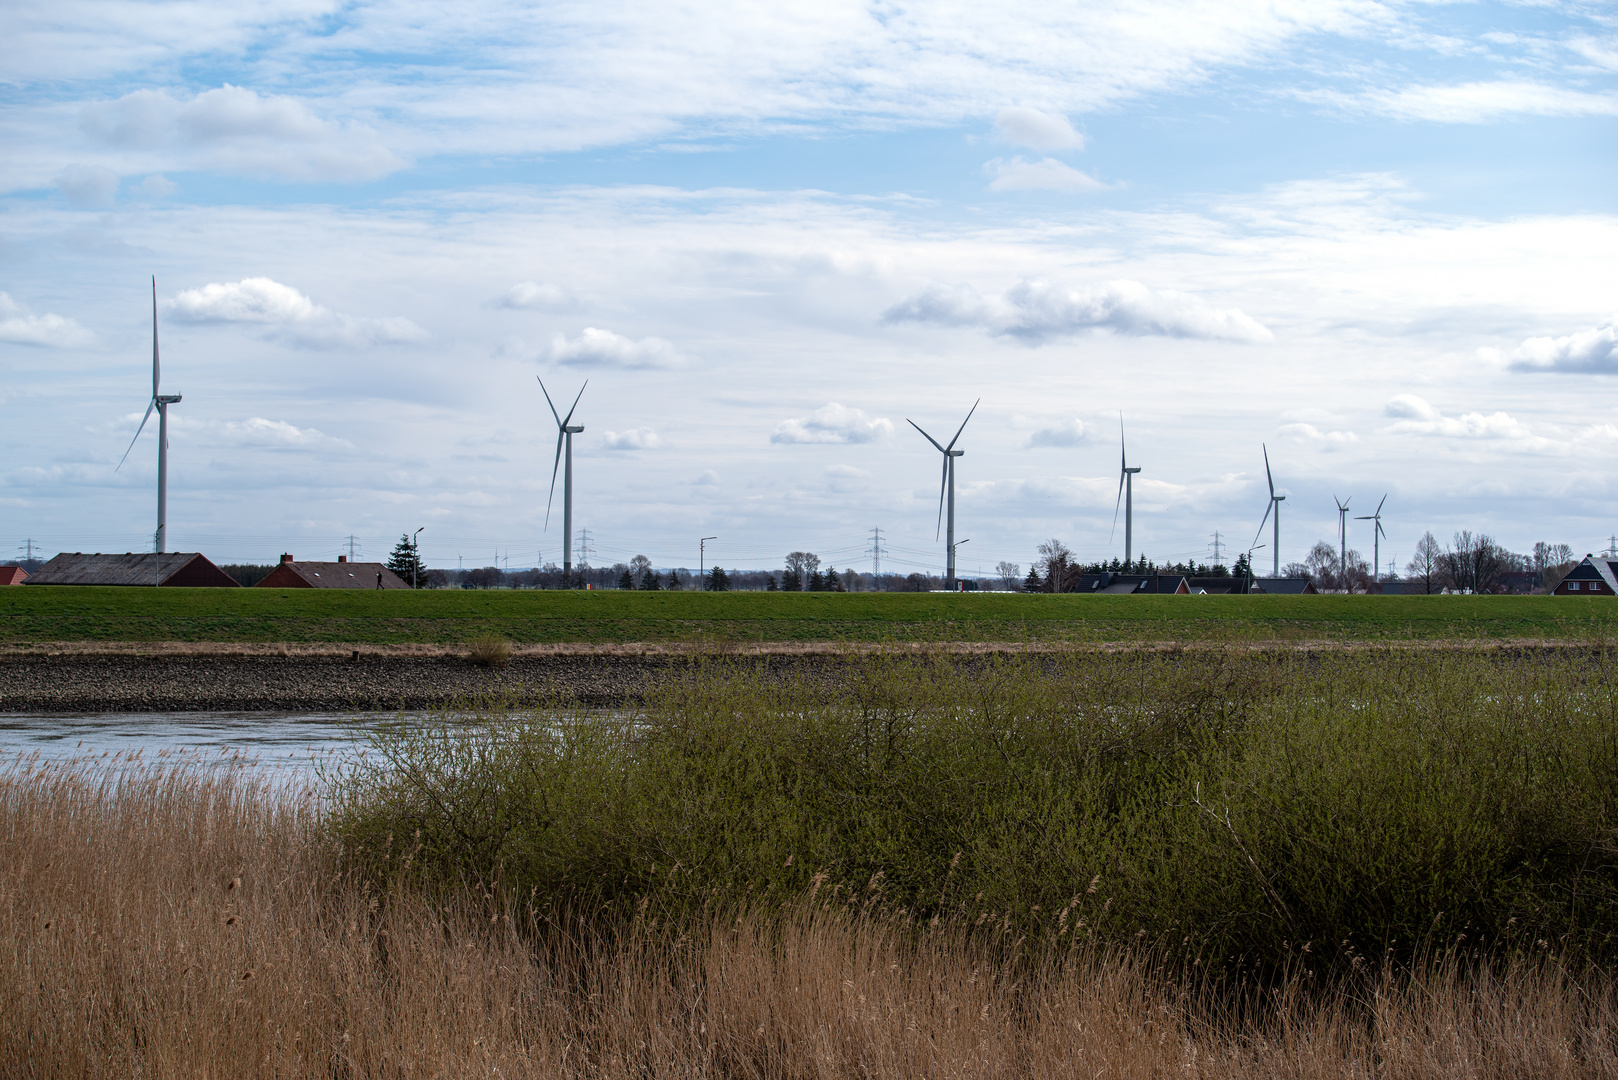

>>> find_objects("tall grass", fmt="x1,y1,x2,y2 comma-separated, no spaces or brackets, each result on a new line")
333,649,1618,971
4,754,1617,1077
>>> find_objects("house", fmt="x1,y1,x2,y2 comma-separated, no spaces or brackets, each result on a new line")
24,552,239,587
1070,572,1189,594
1552,556,1618,596
1249,577,1319,595
0,566,28,585
255,553,411,589
1186,576,1243,595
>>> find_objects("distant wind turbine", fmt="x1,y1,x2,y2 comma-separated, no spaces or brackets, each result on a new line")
1110,415,1143,565
1355,495,1388,589
908,399,979,590
1252,444,1285,577
1334,495,1352,584
538,378,587,580
117,277,182,553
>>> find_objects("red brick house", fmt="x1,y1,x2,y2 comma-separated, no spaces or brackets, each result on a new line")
0,566,28,585
256,553,411,589
1552,555,1618,595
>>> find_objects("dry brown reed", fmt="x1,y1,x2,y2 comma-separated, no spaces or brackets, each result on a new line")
466,633,513,668
2,756,1615,1079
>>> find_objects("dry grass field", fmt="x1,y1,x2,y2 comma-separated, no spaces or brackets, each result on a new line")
4,755,1617,1079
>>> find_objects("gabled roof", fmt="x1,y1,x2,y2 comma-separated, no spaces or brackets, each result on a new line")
23,552,239,587
257,560,411,589
0,566,28,585
1561,556,1618,591
1250,577,1318,595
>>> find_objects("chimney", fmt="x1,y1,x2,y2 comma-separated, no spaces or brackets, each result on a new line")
281,553,294,564
338,555,347,563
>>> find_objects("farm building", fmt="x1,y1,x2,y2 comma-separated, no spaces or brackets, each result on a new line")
0,566,28,585
1552,556,1618,595
1250,578,1318,594
255,553,411,589
24,552,239,587
1072,572,1190,594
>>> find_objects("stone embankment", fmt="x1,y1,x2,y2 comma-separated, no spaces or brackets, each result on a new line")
0,648,857,713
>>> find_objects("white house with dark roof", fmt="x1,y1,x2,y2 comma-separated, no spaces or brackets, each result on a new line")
1552,555,1618,595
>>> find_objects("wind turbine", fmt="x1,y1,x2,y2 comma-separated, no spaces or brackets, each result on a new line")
908,399,979,590
1110,415,1143,565
538,378,587,580
1355,495,1388,589
1252,444,1285,577
1334,496,1352,585
117,277,182,553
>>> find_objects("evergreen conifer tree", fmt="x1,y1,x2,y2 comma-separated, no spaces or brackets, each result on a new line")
1022,566,1041,592
639,568,659,590
665,569,681,590
766,574,778,591
706,566,731,591
617,568,634,590
386,534,428,588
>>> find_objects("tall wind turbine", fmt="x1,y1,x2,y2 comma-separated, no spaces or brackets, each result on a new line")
1252,444,1285,577
1334,496,1352,584
117,277,182,553
908,399,979,590
1355,495,1387,588
538,378,587,579
1110,415,1143,565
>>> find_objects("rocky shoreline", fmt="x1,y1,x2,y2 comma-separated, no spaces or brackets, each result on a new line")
0,653,852,713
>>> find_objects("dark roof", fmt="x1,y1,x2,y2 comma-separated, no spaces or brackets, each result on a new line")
1186,576,1241,594
257,560,411,589
1558,557,1618,592
1250,577,1318,595
24,552,239,587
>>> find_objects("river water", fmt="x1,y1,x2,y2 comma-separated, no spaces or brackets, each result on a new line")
0,712,379,776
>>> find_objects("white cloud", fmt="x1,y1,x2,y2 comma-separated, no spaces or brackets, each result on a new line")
167,278,426,349
883,279,1273,343
993,107,1084,150
0,292,95,348
771,403,893,444
1510,316,1618,374
1322,80,1618,124
1026,418,1087,447
495,282,578,312
80,85,405,182
545,327,686,369
1381,395,1545,444
602,427,663,450
137,174,176,198
195,416,349,449
983,157,1106,193
693,469,720,486
1277,422,1358,447
55,164,119,207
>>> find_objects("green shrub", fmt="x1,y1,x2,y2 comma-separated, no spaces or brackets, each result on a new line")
328,649,1618,971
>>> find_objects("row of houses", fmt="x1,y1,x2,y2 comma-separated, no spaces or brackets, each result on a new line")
5,552,410,589
7,551,1618,595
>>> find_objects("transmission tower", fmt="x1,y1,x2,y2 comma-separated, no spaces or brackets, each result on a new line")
868,527,887,575
575,529,594,565
346,534,359,559
1209,531,1224,566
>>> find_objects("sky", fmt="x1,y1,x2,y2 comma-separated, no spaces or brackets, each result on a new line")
2,0,1616,579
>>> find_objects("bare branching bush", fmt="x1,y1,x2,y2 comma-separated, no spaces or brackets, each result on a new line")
3,755,1616,1077
467,632,512,668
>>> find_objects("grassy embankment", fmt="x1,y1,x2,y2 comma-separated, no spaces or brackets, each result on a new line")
4,585,1618,645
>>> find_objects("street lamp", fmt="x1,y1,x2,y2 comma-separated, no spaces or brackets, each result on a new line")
699,537,717,589
412,527,425,589
951,539,970,590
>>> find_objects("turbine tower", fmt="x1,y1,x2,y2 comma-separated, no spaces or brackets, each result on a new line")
539,378,587,580
117,277,182,553
1355,495,1388,589
1253,444,1285,577
908,399,979,590
1110,415,1143,565
1334,496,1352,585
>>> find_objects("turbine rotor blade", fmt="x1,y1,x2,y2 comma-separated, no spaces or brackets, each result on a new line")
908,419,946,454
537,377,563,428
1119,412,1127,471
562,379,588,427
117,400,156,471
1262,443,1275,497
544,430,564,529
1253,500,1273,550
1376,493,1387,515
936,457,947,541
151,276,160,399
1109,470,1125,545
944,397,979,452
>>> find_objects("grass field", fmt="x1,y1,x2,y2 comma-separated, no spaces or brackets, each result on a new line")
4,585,1618,645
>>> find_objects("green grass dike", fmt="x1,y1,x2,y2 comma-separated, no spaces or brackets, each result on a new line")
4,585,1618,645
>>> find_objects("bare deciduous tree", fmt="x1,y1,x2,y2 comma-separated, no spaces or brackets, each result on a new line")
995,561,1021,591
1037,539,1075,593
1406,531,1444,594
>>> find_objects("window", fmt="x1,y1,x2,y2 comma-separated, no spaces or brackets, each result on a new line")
1570,582,1580,591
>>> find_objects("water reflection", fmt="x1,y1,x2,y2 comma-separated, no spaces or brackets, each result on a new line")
0,712,380,774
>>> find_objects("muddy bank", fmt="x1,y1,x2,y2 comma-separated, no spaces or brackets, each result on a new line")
0,653,858,713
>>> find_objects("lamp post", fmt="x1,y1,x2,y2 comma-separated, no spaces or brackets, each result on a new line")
1242,544,1265,594
951,539,970,590
412,527,425,589
699,537,717,590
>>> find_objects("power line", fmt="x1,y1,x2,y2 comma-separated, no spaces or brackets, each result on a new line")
868,527,886,575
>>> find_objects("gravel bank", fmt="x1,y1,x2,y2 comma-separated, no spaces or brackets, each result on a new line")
0,653,856,713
